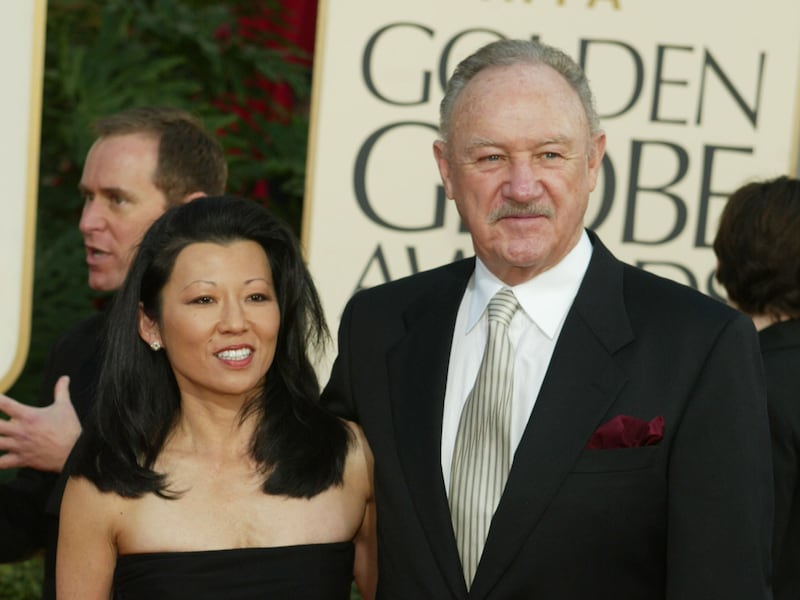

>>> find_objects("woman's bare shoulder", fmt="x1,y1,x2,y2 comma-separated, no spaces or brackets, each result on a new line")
341,420,374,492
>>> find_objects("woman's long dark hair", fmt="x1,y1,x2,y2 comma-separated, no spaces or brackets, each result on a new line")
69,196,350,499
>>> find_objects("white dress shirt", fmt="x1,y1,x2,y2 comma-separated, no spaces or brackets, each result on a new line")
441,231,593,494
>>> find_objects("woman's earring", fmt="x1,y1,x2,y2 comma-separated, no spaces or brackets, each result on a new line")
150,341,162,351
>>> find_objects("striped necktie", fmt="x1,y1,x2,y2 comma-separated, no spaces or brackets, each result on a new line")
449,287,519,586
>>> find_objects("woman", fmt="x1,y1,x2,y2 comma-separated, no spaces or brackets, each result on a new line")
57,196,376,599
714,175,800,600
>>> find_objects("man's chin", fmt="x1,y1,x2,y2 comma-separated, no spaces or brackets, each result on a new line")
88,275,121,294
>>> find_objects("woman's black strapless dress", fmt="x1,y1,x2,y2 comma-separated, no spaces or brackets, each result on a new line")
113,541,354,599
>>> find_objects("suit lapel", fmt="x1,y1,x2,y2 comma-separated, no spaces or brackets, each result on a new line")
388,260,474,598
470,236,635,598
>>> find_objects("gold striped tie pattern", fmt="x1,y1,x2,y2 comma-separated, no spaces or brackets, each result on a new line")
449,287,519,586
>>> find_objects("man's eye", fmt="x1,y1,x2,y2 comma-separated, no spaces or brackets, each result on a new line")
543,152,560,160
482,154,502,162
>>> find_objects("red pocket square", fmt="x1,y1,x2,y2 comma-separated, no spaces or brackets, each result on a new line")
586,415,664,450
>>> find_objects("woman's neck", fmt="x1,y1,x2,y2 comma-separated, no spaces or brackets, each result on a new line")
168,395,258,461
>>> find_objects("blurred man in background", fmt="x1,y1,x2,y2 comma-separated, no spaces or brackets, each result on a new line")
0,106,227,599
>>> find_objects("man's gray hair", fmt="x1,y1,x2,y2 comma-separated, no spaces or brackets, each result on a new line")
439,39,601,142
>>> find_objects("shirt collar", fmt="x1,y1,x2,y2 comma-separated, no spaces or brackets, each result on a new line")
467,230,593,339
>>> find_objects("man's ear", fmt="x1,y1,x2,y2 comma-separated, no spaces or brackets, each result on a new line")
181,191,207,205
138,303,161,347
587,131,607,191
433,140,455,200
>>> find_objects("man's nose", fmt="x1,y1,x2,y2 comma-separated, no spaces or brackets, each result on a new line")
505,159,543,202
78,198,107,234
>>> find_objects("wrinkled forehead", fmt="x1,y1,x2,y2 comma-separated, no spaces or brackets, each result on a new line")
448,63,592,140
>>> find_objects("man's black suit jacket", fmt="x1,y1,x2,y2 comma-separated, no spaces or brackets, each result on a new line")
323,232,773,599
0,313,103,600
760,319,800,600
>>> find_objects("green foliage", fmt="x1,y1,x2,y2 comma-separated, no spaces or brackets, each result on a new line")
40,0,311,214
0,556,42,599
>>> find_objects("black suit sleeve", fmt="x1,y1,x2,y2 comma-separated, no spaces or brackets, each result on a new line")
768,371,798,567
666,314,773,598
760,328,800,599
321,295,359,422
0,467,55,561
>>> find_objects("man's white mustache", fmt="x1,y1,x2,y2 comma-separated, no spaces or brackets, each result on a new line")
487,203,554,224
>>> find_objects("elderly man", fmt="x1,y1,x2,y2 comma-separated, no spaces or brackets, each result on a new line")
0,106,227,600
323,39,772,598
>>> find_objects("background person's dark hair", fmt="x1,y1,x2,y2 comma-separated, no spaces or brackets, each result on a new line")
69,196,349,499
92,106,228,205
714,175,800,320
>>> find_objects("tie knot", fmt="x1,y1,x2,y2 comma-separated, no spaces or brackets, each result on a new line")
487,288,519,327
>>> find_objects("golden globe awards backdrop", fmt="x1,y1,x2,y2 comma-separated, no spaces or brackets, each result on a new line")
303,0,800,377
0,2,46,392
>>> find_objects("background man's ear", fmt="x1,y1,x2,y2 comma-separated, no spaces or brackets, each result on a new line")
181,191,207,205
433,140,455,200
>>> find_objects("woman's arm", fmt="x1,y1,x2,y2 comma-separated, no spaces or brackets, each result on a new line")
57,476,118,599
350,423,377,600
